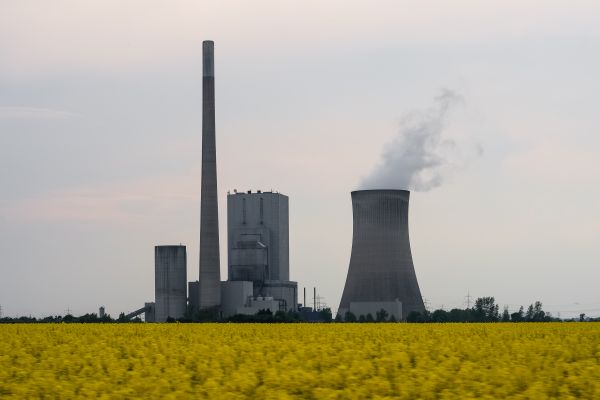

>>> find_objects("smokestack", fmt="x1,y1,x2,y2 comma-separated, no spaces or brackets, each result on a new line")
338,190,425,320
303,287,306,309
199,40,221,309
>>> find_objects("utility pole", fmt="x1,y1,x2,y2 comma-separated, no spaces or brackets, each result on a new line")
0,304,3,319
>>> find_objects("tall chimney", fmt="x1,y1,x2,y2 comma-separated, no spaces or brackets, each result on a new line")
199,40,221,309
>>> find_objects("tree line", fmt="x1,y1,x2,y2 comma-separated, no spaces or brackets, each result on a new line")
405,297,562,323
0,308,334,324
339,297,598,323
0,313,131,324
2,297,598,323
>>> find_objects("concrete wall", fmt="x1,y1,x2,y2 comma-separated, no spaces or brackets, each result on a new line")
349,300,402,321
221,281,253,318
155,245,187,322
236,297,281,315
261,280,298,312
227,191,289,282
144,302,156,322
338,190,425,320
188,281,199,311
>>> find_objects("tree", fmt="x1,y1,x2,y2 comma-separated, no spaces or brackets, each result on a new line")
255,309,274,322
526,301,546,322
448,308,470,322
318,308,333,322
334,313,343,322
365,313,375,322
501,307,510,322
525,304,534,321
472,297,500,322
194,306,221,322
511,306,524,322
407,311,425,323
431,309,449,323
344,311,357,322
376,309,389,322
274,310,288,322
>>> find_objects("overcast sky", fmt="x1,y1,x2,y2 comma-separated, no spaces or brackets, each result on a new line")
1,1,599,318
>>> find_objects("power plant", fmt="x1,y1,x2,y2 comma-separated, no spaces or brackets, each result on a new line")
338,190,425,320
139,42,425,322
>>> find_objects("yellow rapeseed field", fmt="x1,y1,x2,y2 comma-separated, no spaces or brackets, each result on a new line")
1,323,598,399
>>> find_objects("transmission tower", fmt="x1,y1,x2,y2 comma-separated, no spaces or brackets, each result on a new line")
465,291,472,309
422,297,431,311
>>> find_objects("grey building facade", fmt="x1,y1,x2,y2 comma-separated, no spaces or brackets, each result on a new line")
155,245,187,322
227,190,297,312
338,190,425,320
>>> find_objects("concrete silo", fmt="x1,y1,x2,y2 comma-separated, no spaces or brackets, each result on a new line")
155,245,187,322
338,190,425,320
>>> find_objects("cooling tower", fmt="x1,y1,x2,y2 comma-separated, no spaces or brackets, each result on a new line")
199,40,221,309
338,190,425,320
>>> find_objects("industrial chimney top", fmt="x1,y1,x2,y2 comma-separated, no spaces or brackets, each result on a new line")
202,41,214,77
352,189,410,195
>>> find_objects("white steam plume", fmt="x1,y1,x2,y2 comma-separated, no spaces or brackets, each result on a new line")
360,89,479,191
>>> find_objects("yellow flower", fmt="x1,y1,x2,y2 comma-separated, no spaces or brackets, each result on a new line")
0,323,598,399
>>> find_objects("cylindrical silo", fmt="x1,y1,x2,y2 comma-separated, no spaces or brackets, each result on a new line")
338,190,425,320
155,245,187,322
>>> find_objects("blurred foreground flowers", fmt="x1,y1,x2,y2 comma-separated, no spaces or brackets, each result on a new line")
1,323,598,399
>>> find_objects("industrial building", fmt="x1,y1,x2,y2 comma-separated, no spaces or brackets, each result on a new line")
154,245,187,322
187,191,298,318
223,190,297,316
338,190,425,320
